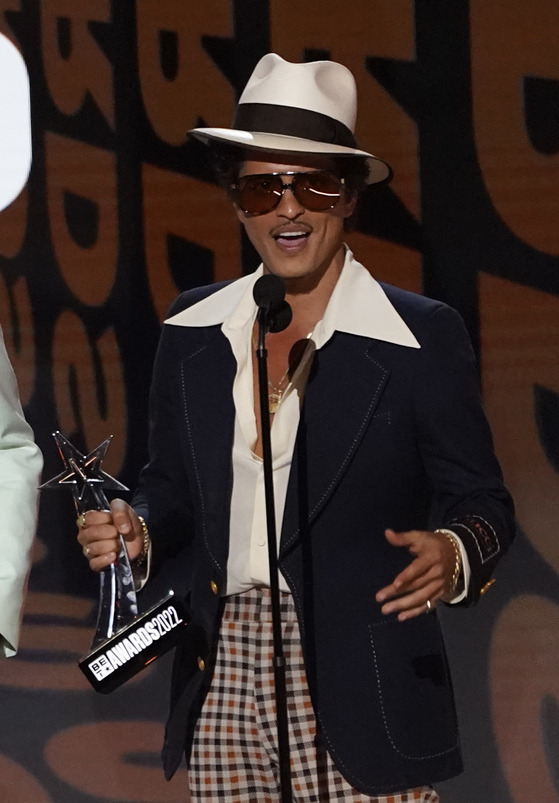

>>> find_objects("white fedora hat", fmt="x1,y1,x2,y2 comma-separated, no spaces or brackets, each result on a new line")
189,53,391,184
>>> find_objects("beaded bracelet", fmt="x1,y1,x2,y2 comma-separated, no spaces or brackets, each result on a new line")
434,528,462,595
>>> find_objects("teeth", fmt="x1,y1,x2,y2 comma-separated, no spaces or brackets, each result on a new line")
278,231,306,239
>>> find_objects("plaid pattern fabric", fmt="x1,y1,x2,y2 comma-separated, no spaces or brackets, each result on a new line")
188,587,440,803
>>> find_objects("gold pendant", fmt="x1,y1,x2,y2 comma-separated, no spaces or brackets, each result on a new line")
268,392,281,414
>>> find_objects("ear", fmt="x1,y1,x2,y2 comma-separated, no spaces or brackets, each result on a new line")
234,203,247,224
342,190,358,219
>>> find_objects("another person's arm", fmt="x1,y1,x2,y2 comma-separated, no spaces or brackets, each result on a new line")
0,330,43,657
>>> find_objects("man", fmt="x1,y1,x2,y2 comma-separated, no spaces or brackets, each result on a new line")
78,54,515,800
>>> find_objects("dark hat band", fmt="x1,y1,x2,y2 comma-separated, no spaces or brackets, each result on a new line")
233,103,358,149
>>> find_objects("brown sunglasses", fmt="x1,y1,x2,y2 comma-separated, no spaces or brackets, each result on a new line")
230,171,345,216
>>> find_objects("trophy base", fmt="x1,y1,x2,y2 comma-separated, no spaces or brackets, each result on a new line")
79,591,189,693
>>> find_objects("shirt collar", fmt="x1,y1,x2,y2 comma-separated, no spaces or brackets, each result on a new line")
165,248,420,349
165,267,263,330
313,248,420,349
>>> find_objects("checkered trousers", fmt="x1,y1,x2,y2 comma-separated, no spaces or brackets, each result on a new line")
188,587,440,803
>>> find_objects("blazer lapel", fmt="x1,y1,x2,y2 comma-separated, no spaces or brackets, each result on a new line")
280,332,390,553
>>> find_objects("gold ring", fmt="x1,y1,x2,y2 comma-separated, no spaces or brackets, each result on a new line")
76,513,86,529
426,599,432,612
83,545,90,558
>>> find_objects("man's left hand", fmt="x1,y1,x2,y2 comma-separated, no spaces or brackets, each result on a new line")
375,528,458,620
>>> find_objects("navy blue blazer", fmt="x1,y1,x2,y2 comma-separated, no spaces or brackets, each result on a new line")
133,280,515,795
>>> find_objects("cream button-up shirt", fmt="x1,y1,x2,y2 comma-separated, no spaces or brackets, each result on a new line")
166,248,470,600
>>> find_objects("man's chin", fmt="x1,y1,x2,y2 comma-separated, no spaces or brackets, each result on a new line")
264,264,316,284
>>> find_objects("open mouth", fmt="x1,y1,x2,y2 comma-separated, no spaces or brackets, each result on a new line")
274,231,310,245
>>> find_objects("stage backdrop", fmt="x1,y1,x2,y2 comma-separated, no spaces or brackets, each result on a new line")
1,2,558,801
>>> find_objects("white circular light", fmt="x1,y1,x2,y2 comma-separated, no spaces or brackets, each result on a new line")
0,33,31,212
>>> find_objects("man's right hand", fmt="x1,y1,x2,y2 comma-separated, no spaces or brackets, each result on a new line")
76,498,144,572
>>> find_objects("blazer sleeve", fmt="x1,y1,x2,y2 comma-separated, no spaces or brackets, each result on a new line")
412,303,516,604
0,329,43,656
132,282,233,577
131,289,215,586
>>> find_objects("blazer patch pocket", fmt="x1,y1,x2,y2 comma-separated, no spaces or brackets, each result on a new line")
368,615,459,759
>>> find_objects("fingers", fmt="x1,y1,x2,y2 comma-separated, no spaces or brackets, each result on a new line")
378,581,440,621
383,528,427,555
76,499,143,572
76,509,119,572
383,527,412,547
109,499,145,561
110,498,139,542
375,528,449,621
377,557,443,599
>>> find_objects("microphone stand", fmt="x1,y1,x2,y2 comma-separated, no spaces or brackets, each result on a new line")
255,307,293,803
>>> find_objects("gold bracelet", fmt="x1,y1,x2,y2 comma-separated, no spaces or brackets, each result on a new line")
132,515,150,567
435,529,462,595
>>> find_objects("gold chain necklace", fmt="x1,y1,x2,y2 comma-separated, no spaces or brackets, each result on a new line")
267,370,291,414
253,329,314,414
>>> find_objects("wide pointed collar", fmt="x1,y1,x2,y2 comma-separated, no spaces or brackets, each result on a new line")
165,247,420,350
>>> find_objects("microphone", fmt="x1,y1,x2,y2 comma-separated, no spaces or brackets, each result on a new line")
253,274,292,334
253,274,285,313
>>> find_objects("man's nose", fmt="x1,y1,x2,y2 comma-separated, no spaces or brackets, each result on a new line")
275,180,304,217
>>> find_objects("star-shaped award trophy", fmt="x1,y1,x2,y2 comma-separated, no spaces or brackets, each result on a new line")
41,432,188,693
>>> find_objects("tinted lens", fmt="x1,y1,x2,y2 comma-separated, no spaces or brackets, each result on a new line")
233,171,343,216
235,174,284,215
291,172,343,211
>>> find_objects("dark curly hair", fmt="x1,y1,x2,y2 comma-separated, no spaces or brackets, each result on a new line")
208,142,370,200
